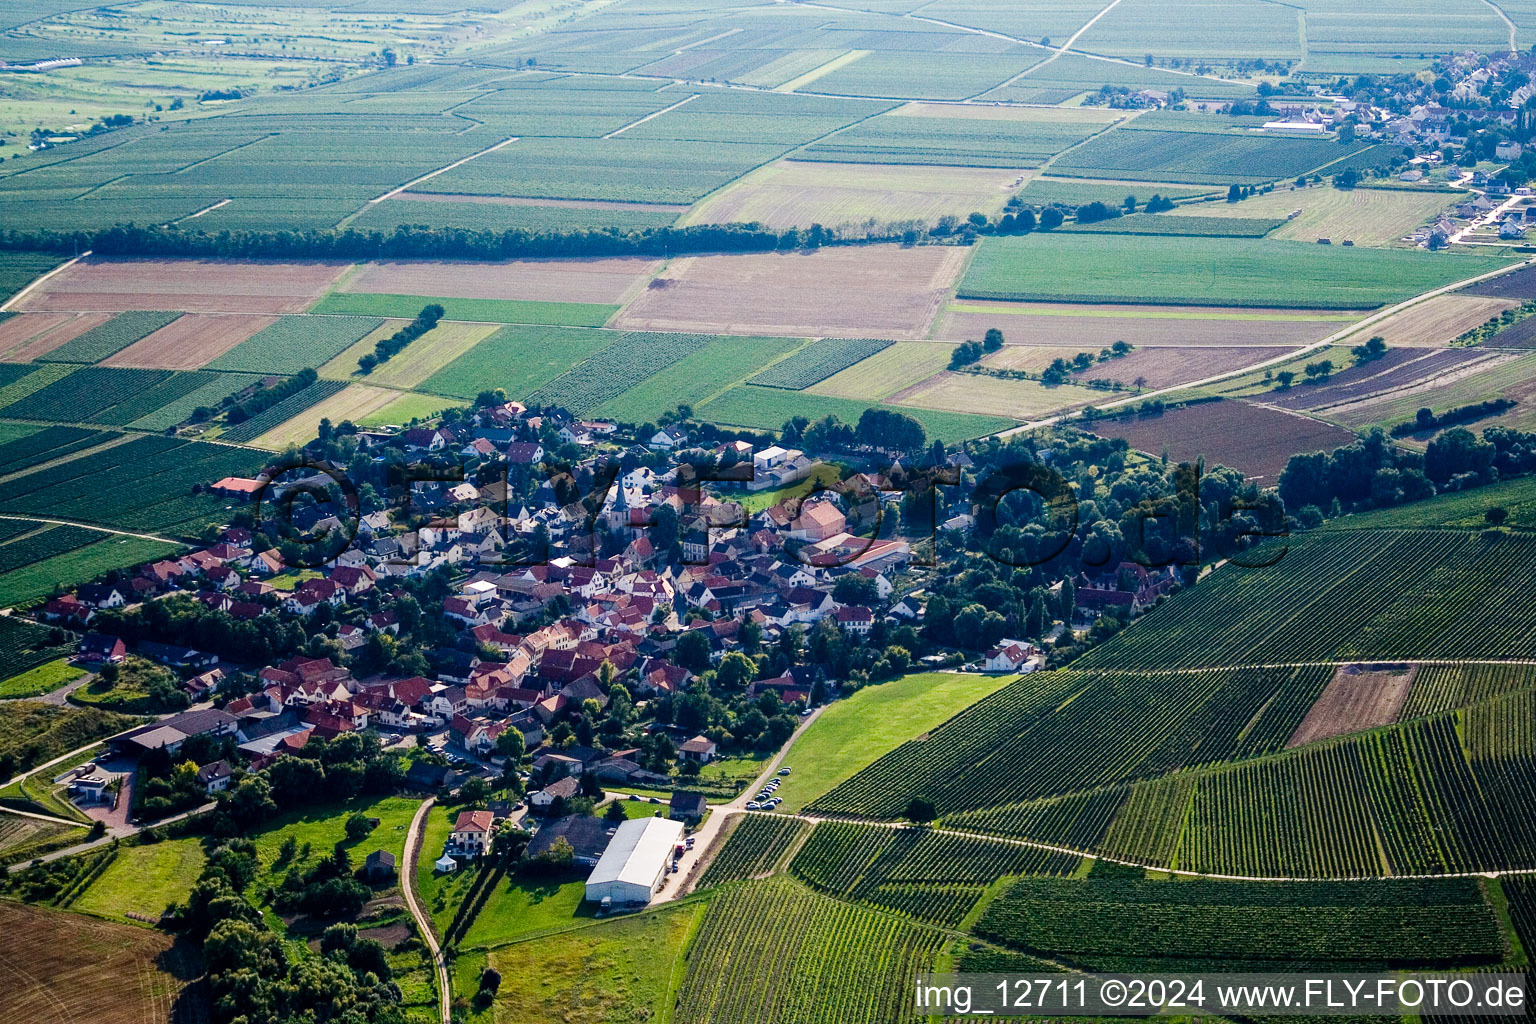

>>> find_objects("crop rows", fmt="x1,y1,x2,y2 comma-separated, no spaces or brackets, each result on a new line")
801,116,1100,168
207,315,384,375
0,616,75,680
749,337,893,390
0,524,101,574
1050,129,1377,185
0,368,172,423
673,877,943,1024
0,426,117,477
973,877,1503,966
809,666,1330,820
129,372,254,431
698,815,808,887
526,331,713,415
943,788,1129,850
1077,530,1536,670
789,822,1075,925
38,311,181,364
1403,662,1536,719
1096,775,1196,866
0,434,265,535
219,379,347,444
91,371,228,427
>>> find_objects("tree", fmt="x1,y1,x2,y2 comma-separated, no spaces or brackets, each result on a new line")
495,726,526,764
1304,360,1334,381
715,651,756,690
832,574,879,607
983,327,1004,352
1425,427,1495,485
460,776,490,805
344,812,374,841
904,796,937,823
1227,183,1243,202
604,799,628,823
675,629,712,673
1487,506,1510,526
1058,577,1076,626
1039,206,1064,230
1274,370,1296,390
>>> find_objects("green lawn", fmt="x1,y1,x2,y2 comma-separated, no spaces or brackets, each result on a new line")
482,901,705,1023
0,657,82,699
252,793,421,890
312,293,618,327
960,234,1515,309
459,870,593,950
72,837,205,924
727,463,845,514
416,802,475,935
775,671,1019,814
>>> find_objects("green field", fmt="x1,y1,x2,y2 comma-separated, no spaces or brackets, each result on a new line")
0,658,81,699
1324,476,1536,531
775,671,1018,813
0,536,183,607
458,871,592,949
591,335,805,423
205,315,385,375
37,311,181,365
483,902,704,1024
698,384,1015,442
419,325,618,400
0,252,66,304
961,234,1514,309
311,293,618,327
71,839,205,924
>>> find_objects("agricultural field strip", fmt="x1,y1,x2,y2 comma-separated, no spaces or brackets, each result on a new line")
0,253,85,315
723,802,1536,883
365,134,521,206
974,0,1130,98
994,254,1536,438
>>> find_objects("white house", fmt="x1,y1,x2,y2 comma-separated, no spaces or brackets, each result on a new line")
447,809,495,857
982,641,1036,673
584,816,684,907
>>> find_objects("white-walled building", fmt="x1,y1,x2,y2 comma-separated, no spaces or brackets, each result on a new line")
584,816,685,907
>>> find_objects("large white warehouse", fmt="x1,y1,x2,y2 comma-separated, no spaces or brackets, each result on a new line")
584,816,685,907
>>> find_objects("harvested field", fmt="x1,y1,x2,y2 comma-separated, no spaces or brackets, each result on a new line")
681,160,1019,230
101,313,280,369
1287,663,1416,748
612,245,967,340
250,384,403,449
1070,345,1295,390
1268,349,1508,414
935,301,1353,349
1333,294,1520,350
0,902,204,1023
342,256,661,306
808,342,954,400
981,345,1087,372
0,312,114,362
14,257,352,314
1484,315,1536,349
325,321,499,390
318,319,411,380
1176,186,1456,247
1461,264,1536,299
890,371,1099,421
1091,400,1358,480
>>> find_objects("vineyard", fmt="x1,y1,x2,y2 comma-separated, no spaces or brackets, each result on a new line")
526,331,714,415
206,315,385,375
673,877,944,1024
0,426,118,476
0,434,267,536
788,821,1077,926
0,366,172,423
808,666,1333,819
0,524,103,573
1402,662,1536,719
0,616,75,680
974,877,1504,967
38,311,181,364
1075,529,1536,670
220,379,347,444
749,337,894,390
697,814,808,888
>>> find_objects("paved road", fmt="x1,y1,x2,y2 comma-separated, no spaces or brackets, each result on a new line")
669,706,824,901
402,796,451,1024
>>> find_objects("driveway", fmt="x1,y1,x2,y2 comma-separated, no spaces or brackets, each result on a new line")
666,706,824,901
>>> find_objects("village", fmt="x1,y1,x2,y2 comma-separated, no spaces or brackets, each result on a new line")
6,395,1200,914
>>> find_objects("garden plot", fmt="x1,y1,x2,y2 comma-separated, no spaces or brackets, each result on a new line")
613,244,967,340
12,257,353,314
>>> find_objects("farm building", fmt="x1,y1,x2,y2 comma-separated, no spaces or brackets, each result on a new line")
585,816,685,907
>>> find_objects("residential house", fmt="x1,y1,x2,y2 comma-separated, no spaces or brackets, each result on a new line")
447,809,496,857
